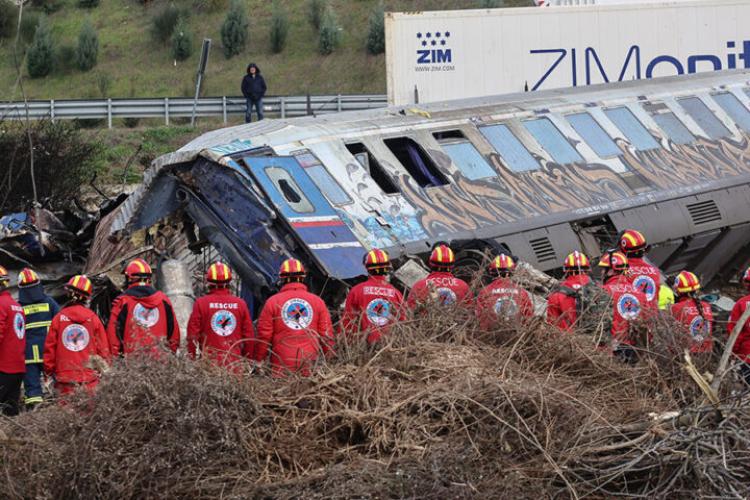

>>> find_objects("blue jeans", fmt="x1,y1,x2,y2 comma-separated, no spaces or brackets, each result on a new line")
245,97,263,123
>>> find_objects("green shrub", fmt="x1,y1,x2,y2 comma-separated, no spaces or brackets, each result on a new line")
269,1,287,54
20,12,41,43
171,16,192,61
307,0,325,29
94,70,111,98
76,20,98,71
0,0,18,39
220,0,247,58
151,4,186,43
318,7,340,55
55,43,76,73
32,0,64,14
365,3,384,55
193,0,225,12
27,17,54,78
78,0,100,8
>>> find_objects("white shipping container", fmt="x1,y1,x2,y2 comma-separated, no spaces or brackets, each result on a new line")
385,0,750,105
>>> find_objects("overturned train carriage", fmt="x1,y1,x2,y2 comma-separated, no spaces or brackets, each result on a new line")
87,70,750,309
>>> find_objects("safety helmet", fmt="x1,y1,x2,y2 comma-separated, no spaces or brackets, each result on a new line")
597,251,629,272
619,229,648,254
674,271,701,295
279,258,306,280
206,261,232,284
563,251,590,273
429,244,455,269
65,275,93,298
0,265,8,285
364,248,392,274
490,254,516,275
18,268,40,288
124,258,153,282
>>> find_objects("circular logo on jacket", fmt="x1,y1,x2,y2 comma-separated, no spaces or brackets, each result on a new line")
210,310,237,337
62,324,90,352
436,287,457,306
689,316,709,341
493,297,518,319
632,276,656,302
617,294,641,320
13,313,24,339
366,298,392,327
281,298,313,330
133,303,160,328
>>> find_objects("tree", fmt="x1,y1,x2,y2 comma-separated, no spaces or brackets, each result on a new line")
0,0,18,39
307,0,325,29
269,1,288,54
171,16,193,61
220,0,247,58
78,0,100,8
366,3,384,55
318,7,340,55
27,17,54,78
151,4,186,44
76,20,99,71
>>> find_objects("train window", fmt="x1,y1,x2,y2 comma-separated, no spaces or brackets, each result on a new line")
345,142,399,194
652,112,695,145
441,142,496,180
566,112,621,158
383,137,449,188
264,167,314,213
604,107,660,151
479,124,539,172
712,92,750,133
677,97,731,140
433,130,465,141
291,151,352,206
523,118,583,164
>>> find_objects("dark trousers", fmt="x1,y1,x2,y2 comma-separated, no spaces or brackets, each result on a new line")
23,363,44,405
245,97,264,123
0,372,24,416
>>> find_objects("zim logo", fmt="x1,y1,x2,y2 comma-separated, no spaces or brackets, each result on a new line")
436,287,457,306
633,276,656,302
13,313,24,339
493,297,518,319
133,303,160,328
211,310,237,337
281,298,314,330
689,316,709,341
617,294,641,321
366,298,392,327
416,31,452,64
62,324,90,352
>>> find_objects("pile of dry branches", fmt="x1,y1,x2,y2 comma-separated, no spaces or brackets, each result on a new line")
0,310,748,499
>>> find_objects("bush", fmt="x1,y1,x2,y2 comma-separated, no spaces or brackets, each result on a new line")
32,0,64,14
94,70,111,98
479,0,502,6
76,20,98,71
307,0,325,29
151,4,186,43
55,43,76,73
318,7,340,56
27,17,54,78
0,0,18,39
20,12,41,44
78,0,100,8
220,0,247,58
171,16,192,61
193,0,225,12
269,1,287,54
365,3,384,55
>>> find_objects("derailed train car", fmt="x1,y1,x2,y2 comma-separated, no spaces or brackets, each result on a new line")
87,69,750,310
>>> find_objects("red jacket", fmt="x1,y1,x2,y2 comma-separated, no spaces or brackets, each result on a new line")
603,275,651,347
670,296,713,353
342,275,405,343
476,277,533,330
406,271,471,310
625,257,661,309
107,286,180,357
255,283,333,376
43,304,110,385
546,274,591,331
0,290,26,374
187,288,255,367
728,294,750,362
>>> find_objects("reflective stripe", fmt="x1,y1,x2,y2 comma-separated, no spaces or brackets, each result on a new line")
25,396,44,404
24,303,50,315
26,320,51,330
26,344,43,363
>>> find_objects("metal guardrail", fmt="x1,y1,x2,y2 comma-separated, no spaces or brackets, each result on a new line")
0,94,389,128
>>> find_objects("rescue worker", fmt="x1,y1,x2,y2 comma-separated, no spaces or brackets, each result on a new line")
476,254,533,330
342,249,405,344
670,271,713,354
728,267,750,385
17,268,60,407
44,275,110,397
107,258,179,358
0,266,26,416
406,244,471,310
255,259,334,376
546,251,592,331
619,229,661,309
598,251,650,363
187,262,255,369
658,282,676,311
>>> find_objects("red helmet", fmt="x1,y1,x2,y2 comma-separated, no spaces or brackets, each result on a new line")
279,258,306,279
619,229,647,254
674,271,700,294
597,251,629,272
65,275,93,298
124,258,153,282
0,265,8,284
563,251,590,273
18,268,40,288
490,254,516,274
206,261,232,283
429,244,455,269
364,249,392,273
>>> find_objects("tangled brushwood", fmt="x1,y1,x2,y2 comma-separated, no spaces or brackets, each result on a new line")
1,311,749,499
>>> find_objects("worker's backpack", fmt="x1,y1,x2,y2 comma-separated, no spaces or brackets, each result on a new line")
559,282,613,345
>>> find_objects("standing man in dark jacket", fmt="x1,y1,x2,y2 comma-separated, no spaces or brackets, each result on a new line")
241,63,267,123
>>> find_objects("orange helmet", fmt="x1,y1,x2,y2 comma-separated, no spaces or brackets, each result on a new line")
429,244,455,269
65,275,93,298
563,251,590,273
0,265,8,284
124,258,153,282
206,261,232,283
490,254,516,274
619,229,647,253
279,258,306,279
597,251,629,272
674,271,700,294
364,249,392,273
18,268,40,288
